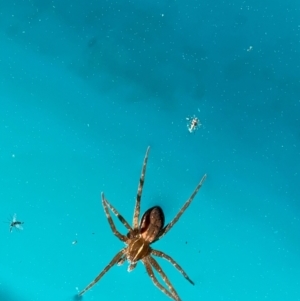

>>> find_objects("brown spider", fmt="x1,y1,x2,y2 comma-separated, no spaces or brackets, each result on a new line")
78,147,206,301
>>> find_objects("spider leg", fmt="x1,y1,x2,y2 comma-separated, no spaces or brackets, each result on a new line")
116,255,137,271
148,256,181,301
158,173,207,240
104,197,132,232
102,193,127,242
78,249,125,296
142,257,178,301
151,249,194,285
117,255,126,266
133,146,150,228
127,261,137,272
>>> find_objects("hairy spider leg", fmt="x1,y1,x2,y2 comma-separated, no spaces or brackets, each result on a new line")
143,258,178,301
148,256,181,301
102,193,127,242
117,255,126,266
78,249,125,296
133,146,150,228
158,173,207,241
127,261,137,272
151,249,194,285
104,197,132,232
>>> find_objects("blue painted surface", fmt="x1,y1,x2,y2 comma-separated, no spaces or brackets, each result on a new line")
1,1,299,300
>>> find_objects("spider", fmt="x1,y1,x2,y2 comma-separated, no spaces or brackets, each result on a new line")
78,147,206,301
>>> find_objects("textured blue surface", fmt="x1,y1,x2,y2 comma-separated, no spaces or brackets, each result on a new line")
1,1,300,300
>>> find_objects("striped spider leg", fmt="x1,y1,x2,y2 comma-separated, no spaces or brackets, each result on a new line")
132,146,150,228
156,173,207,242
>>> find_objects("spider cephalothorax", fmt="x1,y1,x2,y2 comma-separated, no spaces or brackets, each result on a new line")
78,147,206,301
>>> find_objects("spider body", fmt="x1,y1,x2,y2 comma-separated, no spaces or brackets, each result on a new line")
140,206,164,242
78,147,206,301
123,206,164,265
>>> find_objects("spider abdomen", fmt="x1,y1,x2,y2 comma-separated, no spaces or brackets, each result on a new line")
140,206,165,243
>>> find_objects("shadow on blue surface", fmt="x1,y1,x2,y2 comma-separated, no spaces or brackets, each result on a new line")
0,287,83,301
0,291,24,301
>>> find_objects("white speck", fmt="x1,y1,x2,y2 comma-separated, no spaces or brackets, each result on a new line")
12,154,15,158
161,13,164,17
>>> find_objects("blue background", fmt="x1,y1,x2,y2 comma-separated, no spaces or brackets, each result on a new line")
1,0,299,300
